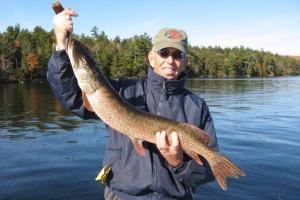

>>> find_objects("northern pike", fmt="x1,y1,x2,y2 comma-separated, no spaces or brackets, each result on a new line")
64,38,245,190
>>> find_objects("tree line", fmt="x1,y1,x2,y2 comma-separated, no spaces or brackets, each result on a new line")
1,24,299,83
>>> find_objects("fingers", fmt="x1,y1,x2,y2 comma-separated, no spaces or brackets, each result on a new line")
171,132,179,147
53,8,77,31
156,130,167,149
62,8,78,33
156,131,180,154
52,8,78,47
65,19,74,33
156,131,184,167
156,131,169,153
62,8,78,27
64,8,78,17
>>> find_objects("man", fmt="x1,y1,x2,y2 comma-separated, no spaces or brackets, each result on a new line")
48,8,218,200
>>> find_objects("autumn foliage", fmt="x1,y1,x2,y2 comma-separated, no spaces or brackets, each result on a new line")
26,53,40,71
0,24,300,83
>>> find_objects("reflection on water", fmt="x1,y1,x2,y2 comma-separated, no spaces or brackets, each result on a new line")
0,83,107,200
1,77,300,200
0,84,89,140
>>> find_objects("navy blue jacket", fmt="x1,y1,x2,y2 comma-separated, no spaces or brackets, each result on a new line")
47,50,218,200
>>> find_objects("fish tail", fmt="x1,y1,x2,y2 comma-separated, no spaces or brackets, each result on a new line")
206,151,246,190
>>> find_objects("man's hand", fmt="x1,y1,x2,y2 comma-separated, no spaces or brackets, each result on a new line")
52,8,78,49
156,131,184,167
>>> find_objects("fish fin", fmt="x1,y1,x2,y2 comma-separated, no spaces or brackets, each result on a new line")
82,92,94,112
206,151,246,190
184,123,212,146
185,150,203,165
130,137,145,156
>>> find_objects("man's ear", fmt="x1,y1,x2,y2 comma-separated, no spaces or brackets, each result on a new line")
148,51,155,67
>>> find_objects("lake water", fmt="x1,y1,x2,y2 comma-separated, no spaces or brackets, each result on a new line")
1,77,300,200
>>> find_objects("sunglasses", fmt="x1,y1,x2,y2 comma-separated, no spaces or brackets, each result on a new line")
157,48,186,60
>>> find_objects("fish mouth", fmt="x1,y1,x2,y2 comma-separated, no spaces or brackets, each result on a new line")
67,39,95,70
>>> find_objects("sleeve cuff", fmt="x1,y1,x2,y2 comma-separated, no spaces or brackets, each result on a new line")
53,49,68,57
166,160,188,174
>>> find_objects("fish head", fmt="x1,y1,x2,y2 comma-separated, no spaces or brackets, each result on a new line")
66,39,99,94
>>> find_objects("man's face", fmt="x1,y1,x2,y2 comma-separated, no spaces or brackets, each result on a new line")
148,47,188,80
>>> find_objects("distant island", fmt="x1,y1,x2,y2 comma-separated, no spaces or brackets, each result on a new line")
1,24,299,83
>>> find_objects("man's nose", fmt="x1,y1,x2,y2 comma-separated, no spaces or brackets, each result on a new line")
166,54,175,63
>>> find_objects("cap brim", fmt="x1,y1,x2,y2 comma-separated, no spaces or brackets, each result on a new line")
152,42,186,54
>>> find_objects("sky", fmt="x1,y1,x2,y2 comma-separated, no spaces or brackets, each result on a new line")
1,0,299,56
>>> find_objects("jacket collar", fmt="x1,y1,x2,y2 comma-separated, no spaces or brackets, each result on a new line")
146,66,188,95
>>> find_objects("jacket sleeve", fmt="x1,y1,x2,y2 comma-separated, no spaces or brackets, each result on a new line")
167,101,218,189
47,50,98,119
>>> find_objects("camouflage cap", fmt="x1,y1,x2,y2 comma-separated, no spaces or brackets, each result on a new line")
152,28,188,54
